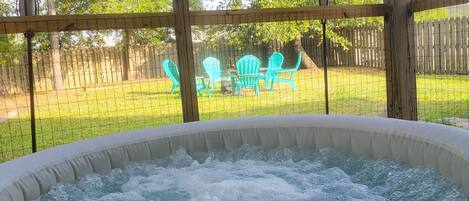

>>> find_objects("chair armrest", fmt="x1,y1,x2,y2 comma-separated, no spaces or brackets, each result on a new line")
274,69,295,73
237,73,261,79
196,76,208,85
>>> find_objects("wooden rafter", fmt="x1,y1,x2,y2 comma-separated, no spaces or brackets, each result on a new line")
190,4,391,26
0,13,175,34
0,4,391,34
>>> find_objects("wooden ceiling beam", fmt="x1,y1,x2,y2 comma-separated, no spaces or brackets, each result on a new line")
191,4,391,26
0,4,391,34
0,13,174,34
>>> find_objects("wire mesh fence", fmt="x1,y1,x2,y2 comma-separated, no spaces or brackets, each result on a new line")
327,18,387,117
0,0,467,163
0,33,32,161
0,28,185,162
193,23,327,120
33,28,184,152
414,5,469,129
194,18,388,121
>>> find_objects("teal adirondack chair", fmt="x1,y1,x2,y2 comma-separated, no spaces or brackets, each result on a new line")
162,59,210,97
231,55,262,96
202,57,222,89
270,53,302,91
260,52,284,89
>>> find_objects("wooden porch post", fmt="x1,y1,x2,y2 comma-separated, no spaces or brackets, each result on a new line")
384,0,418,120
173,0,200,122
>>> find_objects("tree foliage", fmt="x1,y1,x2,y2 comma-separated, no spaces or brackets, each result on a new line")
65,0,172,47
203,0,382,52
0,2,24,65
30,0,174,49
0,1,10,16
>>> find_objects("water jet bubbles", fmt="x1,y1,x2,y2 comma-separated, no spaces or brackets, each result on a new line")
35,146,468,201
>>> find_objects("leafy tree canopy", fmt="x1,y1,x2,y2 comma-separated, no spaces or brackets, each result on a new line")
0,0,455,52
57,0,172,14
203,0,382,51
0,1,10,16
33,0,175,49
0,2,23,65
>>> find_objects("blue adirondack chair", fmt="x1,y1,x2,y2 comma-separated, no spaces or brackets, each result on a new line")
202,57,222,89
270,53,302,91
231,55,262,96
162,59,210,97
260,52,284,89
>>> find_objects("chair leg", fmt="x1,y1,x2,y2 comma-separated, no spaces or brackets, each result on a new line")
290,81,298,91
197,88,204,96
206,86,211,97
255,85,260,96
264,76,270,89
237,87,241,97
210,78,215,89
270,79,275,91
170,85,177,95
232,85,236,96
202,79,210,97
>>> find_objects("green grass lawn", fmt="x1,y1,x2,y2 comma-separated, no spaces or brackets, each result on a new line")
0,67,467,162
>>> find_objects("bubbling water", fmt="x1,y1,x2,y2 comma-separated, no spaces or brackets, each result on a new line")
35,146,468,201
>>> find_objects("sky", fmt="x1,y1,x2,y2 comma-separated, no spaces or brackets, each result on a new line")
202,0,224,10
201,0,252,10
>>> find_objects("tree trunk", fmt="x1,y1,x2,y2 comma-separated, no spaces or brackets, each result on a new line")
48,0,64,91
19,0,35,16
122,30,131,81
269,40,284,53
294,36,319,70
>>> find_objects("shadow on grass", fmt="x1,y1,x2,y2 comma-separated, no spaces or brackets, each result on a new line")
127,91,174,96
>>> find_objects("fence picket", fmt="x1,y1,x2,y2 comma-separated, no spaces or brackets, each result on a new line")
462,17,469,75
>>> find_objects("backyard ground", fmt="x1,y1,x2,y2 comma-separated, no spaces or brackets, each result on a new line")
0,67,468,162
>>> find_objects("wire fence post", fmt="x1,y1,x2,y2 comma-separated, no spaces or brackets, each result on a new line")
26,32,36,153
23,0,37,153
319,0,330,115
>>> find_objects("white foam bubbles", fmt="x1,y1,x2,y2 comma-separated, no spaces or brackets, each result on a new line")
35,146,468,201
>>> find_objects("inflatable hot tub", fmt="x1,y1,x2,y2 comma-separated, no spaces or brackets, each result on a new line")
1,115,469,201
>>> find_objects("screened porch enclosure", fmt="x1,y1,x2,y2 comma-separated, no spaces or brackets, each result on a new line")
0,0,467,162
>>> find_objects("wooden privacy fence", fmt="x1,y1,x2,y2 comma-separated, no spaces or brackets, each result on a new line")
415,17,469,74
0,43,267,94
0,45,179,94
302,27,386,68
1,18,468,94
